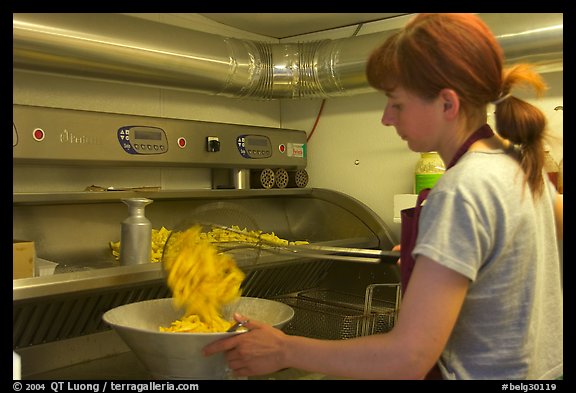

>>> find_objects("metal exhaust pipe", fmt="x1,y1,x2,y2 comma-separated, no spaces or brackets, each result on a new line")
13,13,563,100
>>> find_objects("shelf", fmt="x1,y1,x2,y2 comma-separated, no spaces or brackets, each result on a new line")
12,188,313,205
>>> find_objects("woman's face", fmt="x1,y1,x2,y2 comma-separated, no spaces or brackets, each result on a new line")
381,86,445,153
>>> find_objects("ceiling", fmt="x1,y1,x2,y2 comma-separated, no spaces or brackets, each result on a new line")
198,13,409,39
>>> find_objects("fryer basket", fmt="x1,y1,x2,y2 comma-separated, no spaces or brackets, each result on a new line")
275,283,400,340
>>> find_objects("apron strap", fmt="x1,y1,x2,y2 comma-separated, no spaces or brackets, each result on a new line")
446,124,494,169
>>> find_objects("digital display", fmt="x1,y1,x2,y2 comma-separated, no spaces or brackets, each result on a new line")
247,136,269,147
135,129,162,140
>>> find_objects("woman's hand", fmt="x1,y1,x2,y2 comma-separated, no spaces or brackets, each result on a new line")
393,244,401,265
202,312,289,377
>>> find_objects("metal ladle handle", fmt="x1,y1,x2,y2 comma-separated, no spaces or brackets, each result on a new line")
226,319,249,332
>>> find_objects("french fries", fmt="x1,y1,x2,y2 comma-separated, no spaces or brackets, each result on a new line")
109,224,308,333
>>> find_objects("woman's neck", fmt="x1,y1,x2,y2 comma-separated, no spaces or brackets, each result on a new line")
438,115,486,166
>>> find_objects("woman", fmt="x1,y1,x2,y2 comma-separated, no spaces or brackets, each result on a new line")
203,13,563,380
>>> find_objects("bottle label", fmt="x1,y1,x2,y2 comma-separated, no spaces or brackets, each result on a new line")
415,174,443,194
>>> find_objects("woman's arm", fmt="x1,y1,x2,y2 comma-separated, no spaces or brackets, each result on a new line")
204,256,470,379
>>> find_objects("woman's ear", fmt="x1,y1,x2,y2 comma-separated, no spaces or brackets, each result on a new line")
440,88,459,119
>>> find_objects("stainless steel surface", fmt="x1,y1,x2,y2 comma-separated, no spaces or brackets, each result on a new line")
21,256,399,380
13,104,398,378
12,188,312,205
225,320,247,333
15,257,399,379
13,188,395,273
198,13,406,39
101,297,294,379
221,243,398,264
13,263,164,301
199,222,400,263
25,350,334,380
13,13,562,99
120,198,153,266
13,187,397,354
233,169,250,190
13,104,307,168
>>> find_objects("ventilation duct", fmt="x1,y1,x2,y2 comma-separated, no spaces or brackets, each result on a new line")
13,13,563,100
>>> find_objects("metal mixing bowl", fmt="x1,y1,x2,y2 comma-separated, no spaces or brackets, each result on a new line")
102,297,294,380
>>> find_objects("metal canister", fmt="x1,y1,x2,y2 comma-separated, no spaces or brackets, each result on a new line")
120,198,153,265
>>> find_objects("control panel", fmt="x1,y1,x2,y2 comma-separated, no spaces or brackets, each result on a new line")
236,134,272,159
117,126,168,155
13,105,307,169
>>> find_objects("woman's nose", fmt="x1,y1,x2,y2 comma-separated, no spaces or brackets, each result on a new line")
381,107,395,126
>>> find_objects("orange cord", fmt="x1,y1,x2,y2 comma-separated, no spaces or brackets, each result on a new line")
307,99,326,142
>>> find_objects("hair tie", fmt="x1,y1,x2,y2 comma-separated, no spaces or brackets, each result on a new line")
492,93,512,106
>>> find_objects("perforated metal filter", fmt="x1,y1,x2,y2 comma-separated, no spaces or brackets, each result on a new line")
274,168,289,188
250,168,275,189
290,169,309,188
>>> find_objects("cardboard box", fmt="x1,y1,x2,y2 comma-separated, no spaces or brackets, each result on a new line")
13,240,35,280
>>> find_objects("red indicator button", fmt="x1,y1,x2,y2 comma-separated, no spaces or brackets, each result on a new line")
33,128,45,141
177,137,186,148
278,144,286,153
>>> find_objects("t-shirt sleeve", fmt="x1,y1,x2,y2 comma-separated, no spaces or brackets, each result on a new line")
411,189,492,282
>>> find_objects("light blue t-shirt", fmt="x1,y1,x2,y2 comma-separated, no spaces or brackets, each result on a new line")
412,149,563,380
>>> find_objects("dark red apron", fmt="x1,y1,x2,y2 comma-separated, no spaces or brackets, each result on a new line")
400,188,430,294
399,124,494,379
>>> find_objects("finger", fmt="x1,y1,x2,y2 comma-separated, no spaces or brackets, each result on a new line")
233,312,248,324
233,313,262,330
202,334,241,356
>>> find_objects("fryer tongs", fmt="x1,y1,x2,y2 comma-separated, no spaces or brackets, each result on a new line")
203,222,400,264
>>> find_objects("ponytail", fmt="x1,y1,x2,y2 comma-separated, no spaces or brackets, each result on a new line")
494,64,548,197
